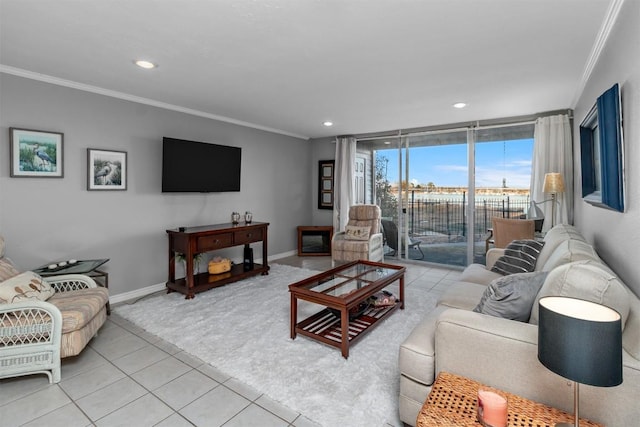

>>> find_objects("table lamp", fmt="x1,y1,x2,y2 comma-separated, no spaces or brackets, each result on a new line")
543,173,565,227
538,296,622,427
526,200,545,232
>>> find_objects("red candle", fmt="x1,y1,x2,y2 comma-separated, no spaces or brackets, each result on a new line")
477,389,508,427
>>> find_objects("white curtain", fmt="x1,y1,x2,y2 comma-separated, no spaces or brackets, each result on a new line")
531,114,573,230
333,136,356,232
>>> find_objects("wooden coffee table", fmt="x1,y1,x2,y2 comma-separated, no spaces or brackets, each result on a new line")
289,260,405,358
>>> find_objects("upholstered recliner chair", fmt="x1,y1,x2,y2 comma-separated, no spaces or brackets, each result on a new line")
0,236,109,384
332,204,384,263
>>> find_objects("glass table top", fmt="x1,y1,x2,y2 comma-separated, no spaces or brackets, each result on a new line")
33,259,109,276
296,262,403,297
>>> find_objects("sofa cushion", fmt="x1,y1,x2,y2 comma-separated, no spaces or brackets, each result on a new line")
491,240,545,275
473,271,548,322
344,225,371,241
536,224,587,270
459,264,503,286
540,239,600,272
48,287,109,333
529,260,630,327
0,271,54,303
438,281,487,310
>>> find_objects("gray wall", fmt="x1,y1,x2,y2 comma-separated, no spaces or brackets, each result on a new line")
0,73,311,297
572,0,640,296
309,137,335,226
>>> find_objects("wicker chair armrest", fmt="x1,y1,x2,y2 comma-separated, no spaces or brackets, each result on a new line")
0,300,63,346
44,274,99,293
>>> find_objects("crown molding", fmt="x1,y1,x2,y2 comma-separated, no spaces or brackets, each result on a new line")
0,64,309,141
571,0,626,107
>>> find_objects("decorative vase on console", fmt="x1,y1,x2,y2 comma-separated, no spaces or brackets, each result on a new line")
176,252,203,275
232,212,241,225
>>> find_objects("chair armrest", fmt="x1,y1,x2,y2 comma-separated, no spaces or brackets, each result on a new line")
44,274,99,292
0,300,63,346
332,231,347,242
370,233,383,245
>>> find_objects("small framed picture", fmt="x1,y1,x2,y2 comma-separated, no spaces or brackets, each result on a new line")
10,128,64,177
318,159,334,210
87,149,127,190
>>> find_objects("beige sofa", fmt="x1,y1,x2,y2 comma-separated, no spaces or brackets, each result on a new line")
399,224,640,427
0,237,109,383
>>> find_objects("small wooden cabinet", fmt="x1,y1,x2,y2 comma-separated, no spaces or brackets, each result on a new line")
166,222,269,299
297,225,333,256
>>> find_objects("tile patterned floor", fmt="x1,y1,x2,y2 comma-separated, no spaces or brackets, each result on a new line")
0,256,461,427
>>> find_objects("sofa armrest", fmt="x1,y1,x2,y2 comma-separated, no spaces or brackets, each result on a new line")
44,274,99,292
433,308,569,406
485,248,504,269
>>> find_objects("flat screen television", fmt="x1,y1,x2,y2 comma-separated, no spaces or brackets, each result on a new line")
162,137,241,193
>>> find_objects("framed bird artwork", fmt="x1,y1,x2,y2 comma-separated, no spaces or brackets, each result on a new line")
10,128,64,178
87,148,127,190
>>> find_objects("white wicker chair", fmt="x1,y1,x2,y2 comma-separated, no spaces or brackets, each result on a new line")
0,274,102,384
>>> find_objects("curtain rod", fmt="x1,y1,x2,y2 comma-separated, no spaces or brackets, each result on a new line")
354,109,571,142
356,121,536,142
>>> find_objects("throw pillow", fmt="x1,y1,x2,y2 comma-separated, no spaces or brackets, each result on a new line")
344,225,371,241
491,239,545,275
473,271,548,322
0,271,54,303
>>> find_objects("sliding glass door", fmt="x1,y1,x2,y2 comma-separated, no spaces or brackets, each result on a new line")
361,122,534,267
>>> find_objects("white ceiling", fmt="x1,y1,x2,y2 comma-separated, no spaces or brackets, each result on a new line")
0,0,616,140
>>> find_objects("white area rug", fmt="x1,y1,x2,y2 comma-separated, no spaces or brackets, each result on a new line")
114,264,438,427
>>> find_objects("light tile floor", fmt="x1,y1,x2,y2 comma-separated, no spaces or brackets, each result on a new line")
0,256,461,427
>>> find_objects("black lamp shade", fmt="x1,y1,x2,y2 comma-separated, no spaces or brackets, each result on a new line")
538,296,623,387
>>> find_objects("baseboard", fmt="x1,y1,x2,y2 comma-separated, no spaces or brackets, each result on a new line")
268,249,297,260
109,249,299,304
109,282,166,305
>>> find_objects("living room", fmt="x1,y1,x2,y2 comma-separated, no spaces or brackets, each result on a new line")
1,0,639,426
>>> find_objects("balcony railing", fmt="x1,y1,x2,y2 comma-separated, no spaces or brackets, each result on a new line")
385,191,531,242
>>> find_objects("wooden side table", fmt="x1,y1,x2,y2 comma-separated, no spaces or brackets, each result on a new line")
297,225,333,256
416,372,603,427
87,269,110,315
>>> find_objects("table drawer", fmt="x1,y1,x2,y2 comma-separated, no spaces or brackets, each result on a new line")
234,228,263,245
197,233,233,251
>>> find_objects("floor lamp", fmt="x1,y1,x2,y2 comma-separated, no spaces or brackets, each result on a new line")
538,296,622,427
543,173,565,227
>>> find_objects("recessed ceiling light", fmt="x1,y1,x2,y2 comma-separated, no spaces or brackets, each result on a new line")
135,60,157,69
453,102,467,109
323,121,333,127
384,141,391,145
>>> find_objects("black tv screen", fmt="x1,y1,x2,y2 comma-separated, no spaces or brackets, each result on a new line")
162,137,241,193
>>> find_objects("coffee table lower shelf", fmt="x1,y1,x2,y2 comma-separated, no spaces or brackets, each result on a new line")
295,303,399,351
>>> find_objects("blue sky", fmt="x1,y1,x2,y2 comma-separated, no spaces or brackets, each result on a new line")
377,139,534,188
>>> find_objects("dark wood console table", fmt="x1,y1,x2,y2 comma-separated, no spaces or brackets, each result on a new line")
166,222,269,299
